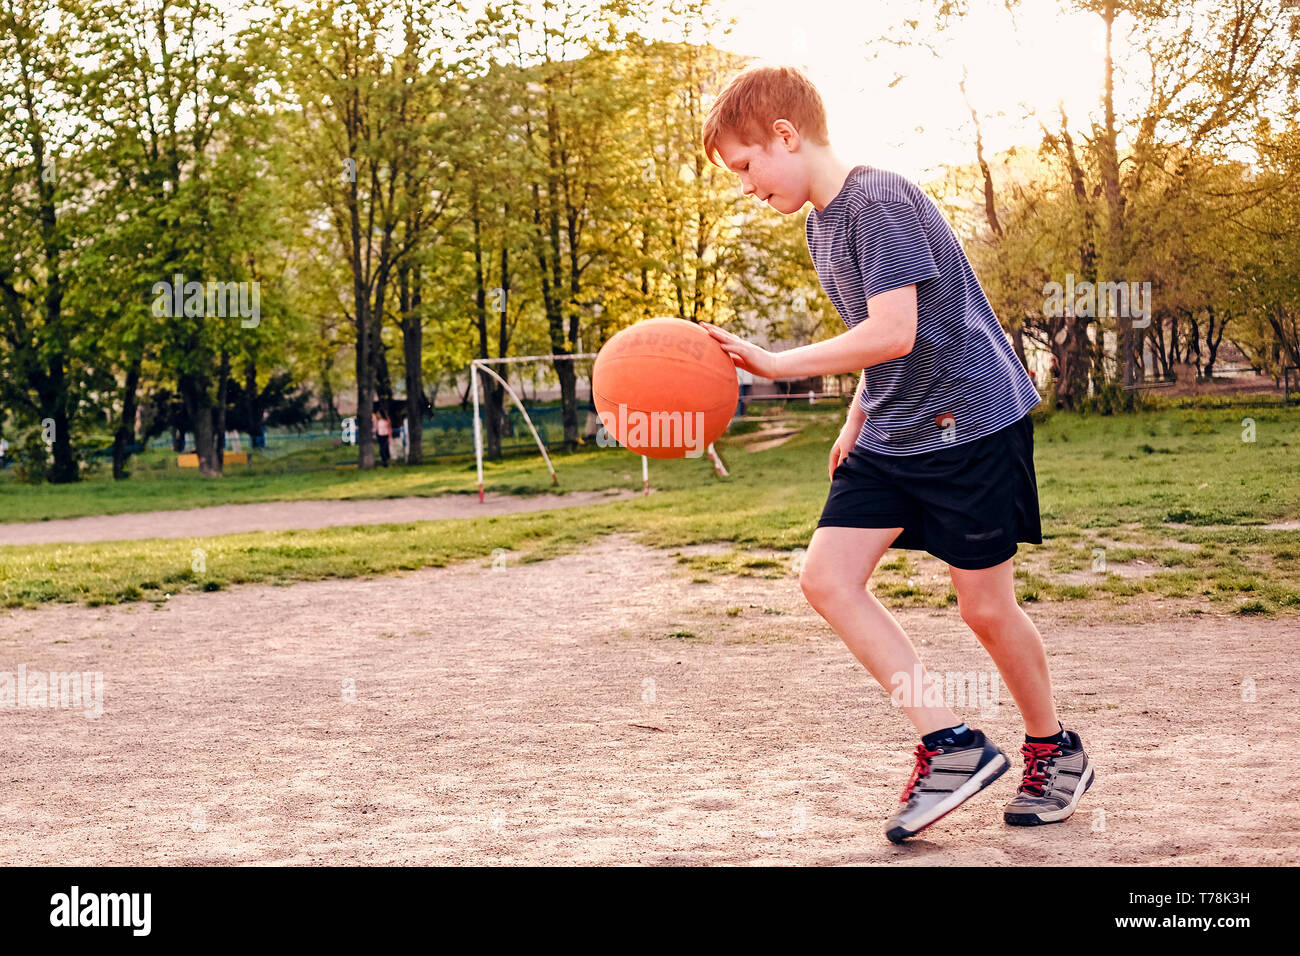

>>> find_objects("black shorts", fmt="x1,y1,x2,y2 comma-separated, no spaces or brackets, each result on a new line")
817,412,1042,571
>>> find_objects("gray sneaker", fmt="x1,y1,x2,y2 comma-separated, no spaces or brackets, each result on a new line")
1003,729,1095,826
884,730,1009,843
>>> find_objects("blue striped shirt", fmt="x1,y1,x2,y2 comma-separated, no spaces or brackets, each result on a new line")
806,165,1041,455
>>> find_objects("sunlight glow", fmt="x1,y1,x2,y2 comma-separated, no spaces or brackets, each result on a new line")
709,0,1117,180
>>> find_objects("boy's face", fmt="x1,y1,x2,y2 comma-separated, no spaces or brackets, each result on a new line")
713,124,807,215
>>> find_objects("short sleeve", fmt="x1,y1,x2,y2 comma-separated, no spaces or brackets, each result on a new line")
852,201,939,300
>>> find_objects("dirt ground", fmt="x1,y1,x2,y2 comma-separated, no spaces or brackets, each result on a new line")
1,532,1295,866
0,489,639,546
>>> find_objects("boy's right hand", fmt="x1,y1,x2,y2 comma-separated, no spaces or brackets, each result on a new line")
829,421,860,479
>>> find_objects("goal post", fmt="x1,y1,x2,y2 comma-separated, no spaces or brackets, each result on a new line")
471,352,605,503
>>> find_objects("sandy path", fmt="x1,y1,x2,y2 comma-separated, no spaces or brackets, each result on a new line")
0,532,1294,866
0,489,641,546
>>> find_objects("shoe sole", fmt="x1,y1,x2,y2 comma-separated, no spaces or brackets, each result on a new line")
1004,762,1095,826
885,751,1009,844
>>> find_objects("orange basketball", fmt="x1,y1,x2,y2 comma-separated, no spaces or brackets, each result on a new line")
592,317,739,459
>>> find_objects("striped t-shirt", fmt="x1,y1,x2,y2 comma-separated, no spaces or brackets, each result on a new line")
805,165,1041,455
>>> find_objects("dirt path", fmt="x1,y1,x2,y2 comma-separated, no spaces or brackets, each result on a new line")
0,532,1294,865
0,489,641,546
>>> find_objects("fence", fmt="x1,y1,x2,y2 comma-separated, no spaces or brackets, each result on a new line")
102,401,595,474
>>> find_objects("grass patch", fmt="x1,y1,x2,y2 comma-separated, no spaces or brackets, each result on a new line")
1235,599,1272,615
1,403,1297,613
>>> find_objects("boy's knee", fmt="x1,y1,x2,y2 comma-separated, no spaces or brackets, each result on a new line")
799,563,829,606
800,561,857,608
959,595,1013,634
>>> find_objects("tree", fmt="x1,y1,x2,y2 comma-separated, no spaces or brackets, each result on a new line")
463,0,663,453
0,0,89,482
274,0,460,468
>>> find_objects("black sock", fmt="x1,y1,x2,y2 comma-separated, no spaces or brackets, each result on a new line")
1025,721,1068,746
922,722,974,749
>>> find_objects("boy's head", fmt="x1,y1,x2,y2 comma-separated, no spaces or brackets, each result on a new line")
702,64,831,215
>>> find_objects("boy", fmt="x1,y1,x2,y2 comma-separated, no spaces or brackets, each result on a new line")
700,64,1094,843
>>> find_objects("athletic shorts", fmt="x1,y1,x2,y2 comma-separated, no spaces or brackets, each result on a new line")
816,412,1043,571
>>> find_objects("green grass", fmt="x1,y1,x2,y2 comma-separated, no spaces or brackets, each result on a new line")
1,402,1298,613
1030,406,1299,528
0,439,649,523
0,400,838,522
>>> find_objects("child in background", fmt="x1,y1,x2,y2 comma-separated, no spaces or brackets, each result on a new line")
375,411,391,467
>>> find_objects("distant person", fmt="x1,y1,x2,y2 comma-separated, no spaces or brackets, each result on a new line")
395,416,409,462
0,436,8,469
375,411,391,467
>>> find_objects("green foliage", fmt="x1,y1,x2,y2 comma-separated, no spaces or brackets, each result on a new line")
938,1,1300,407
3,0,1298,491
1078,381,1148,416
9,430,52,486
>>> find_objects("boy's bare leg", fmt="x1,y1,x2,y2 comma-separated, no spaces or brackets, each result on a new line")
948,558,1060,737
801,526,961,737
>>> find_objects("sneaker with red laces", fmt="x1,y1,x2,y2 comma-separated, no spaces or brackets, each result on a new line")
884,730,1009,844
1003,729,1095,826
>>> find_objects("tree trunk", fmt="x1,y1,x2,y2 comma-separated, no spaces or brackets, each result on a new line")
48,398,76,483
349,177,374,469
215,349,230,469
21,58,76,485
353,301,374,469
1052,315,1092,411
30,346,78,482
1090,324,1107,394
399,263,424,465
245,354,264,448
469,188,504,461
179,371,221,477
487,381,504,459
542,90,579,452
319,350,338,433
1011,324,1027,370
1204,306,1228,378
1099,0,1130,389
112,354,142,480
1186,310,1203,378
1266,304,1300,370
496,226,514,450
1054,110,1098,409
370,287,394,425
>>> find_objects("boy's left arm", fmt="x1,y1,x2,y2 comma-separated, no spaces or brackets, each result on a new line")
702,284,918,379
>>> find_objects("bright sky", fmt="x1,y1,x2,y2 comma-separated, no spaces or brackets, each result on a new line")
71,0,1138,183
701,0,1115,181
444,0,1128,181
